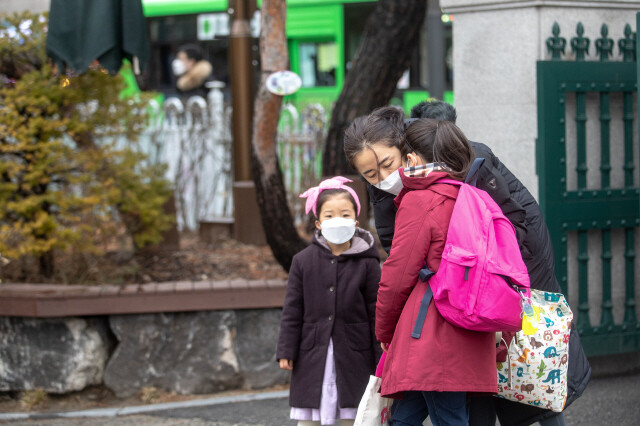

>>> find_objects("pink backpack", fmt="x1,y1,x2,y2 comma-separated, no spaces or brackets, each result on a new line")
412,159,531,337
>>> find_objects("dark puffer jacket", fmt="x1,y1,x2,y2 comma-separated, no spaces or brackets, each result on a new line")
367,141,591,426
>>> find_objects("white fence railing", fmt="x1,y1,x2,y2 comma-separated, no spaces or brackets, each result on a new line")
142,85,234,231
277,103,327,225
128,86,328,231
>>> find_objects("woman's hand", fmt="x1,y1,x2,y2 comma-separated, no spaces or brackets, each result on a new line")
380,342,389,352
279,359,293,370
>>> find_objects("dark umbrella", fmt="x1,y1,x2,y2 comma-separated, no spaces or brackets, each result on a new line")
45,0,149,74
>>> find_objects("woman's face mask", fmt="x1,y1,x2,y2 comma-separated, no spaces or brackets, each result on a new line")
376,169,404,195
352,144,403,187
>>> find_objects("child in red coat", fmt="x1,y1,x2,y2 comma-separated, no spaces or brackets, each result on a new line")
347,114,497,426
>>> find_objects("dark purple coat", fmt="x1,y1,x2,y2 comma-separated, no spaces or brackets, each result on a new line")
276,228,381,409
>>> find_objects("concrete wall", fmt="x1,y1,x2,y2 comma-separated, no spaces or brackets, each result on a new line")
0,0,49,14
440,0,640,327
440,0,639,201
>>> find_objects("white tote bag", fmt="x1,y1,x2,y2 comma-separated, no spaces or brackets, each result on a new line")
354,352,392,426
354,375,392,426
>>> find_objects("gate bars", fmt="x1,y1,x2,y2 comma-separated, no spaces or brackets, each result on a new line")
537,21,639,356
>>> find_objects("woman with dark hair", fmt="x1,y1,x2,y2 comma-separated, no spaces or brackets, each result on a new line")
344,105,590,426
346,110,497,425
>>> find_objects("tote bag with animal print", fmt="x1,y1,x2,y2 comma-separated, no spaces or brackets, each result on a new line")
495,290,573,412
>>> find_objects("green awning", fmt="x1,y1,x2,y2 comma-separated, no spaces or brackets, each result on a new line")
45,0,150,74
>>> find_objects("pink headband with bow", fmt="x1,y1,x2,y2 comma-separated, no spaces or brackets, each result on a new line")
299,176,361,217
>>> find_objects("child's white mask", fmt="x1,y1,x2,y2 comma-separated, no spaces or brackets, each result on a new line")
321,218,356,245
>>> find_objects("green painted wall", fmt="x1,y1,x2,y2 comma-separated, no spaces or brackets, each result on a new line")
285,4,344,109
142,0,228,17
141,0,455,111
286,0,372,5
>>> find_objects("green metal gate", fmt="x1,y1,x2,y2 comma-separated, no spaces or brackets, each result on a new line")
537,19,639,357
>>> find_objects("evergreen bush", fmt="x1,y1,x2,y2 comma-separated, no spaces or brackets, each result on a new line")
0,12,173,277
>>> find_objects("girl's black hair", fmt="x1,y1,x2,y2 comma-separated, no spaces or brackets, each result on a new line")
405,119,475,181
315,189,358,217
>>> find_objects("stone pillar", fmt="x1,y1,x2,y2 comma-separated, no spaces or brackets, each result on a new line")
440,0,640,200
0,0,49,13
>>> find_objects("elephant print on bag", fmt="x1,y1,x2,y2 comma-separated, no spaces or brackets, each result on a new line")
542,369,561,385
545,292,561,302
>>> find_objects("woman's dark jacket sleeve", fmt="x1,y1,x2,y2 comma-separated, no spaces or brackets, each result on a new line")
366,184,396,254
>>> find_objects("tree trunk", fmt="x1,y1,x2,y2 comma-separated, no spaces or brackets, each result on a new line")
250,0,307,272
322,0,428,175
38,250,54,278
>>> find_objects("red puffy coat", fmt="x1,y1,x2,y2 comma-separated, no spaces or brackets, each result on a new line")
376,171,497,397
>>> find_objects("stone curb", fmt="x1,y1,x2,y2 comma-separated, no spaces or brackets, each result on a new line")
0,279,287,317
0,390,289,421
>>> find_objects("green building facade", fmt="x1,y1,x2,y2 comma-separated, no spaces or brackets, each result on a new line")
140,0,453,113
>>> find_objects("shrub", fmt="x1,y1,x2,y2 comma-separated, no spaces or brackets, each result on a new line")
0,12,173,277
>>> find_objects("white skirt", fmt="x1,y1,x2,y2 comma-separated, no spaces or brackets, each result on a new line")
290,339,357,425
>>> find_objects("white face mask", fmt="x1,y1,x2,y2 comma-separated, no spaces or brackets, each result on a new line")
320,217,356,245
172,58,186,76
376,169,404,195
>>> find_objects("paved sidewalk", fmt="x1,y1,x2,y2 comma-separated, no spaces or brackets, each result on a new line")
3,372,639,425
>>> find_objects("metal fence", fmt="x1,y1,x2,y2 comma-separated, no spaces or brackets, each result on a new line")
537,21,640,356
129,86,327,231
278,103,327,225
143,85,234,231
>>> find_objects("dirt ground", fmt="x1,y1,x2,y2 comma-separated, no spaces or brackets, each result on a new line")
0,232,289,285
0,383,290,414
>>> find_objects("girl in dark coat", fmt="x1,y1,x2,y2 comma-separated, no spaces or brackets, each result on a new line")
277,176,381,426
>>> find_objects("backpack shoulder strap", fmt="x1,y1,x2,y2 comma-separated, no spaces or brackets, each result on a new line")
465,158,485,186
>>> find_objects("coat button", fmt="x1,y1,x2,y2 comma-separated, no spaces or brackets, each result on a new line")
328,314,333,321
331,259,336,264
329,286,335,292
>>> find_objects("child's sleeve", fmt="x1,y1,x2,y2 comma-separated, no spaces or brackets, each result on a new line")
364,258,383,362
276,255,304,362
375,194,432,344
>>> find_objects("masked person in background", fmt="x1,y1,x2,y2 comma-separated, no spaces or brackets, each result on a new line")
171,44,213,98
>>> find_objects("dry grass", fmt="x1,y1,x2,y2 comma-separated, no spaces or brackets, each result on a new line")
19,388,48,410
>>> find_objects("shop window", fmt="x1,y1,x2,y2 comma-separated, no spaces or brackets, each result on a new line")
298,42,337,87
